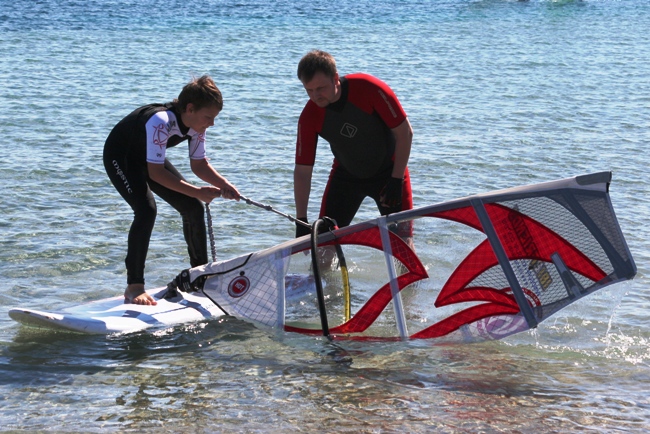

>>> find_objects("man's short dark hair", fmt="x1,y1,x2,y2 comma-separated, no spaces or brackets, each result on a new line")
297,50,337,82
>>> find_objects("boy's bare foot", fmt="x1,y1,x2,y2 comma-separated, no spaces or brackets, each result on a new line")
124,284,158,305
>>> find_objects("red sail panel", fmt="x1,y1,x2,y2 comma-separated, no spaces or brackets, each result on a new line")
485,203,605,282
422,203,608,338
436,240,497,307
285,226,428,336
433,204,606,308
436,286,519,308
410,303,521,339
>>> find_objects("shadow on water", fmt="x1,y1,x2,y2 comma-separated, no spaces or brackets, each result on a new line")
1,316,262,382
3,316,435,386
2,316,649,432
3,305,648,400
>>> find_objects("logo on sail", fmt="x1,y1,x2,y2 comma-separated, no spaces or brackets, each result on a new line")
228,275,250,298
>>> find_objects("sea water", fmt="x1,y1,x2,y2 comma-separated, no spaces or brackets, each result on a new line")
0,0,649,432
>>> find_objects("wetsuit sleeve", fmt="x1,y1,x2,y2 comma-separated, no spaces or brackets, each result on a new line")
347,73,407,129
295,101,324,166
145,111,171,164
189,132,206,160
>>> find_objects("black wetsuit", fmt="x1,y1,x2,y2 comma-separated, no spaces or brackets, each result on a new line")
103,103,208,285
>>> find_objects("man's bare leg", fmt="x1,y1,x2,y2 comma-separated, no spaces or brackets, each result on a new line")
124,283,157,305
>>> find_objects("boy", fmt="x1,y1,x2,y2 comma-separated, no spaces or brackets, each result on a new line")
103,75,239,305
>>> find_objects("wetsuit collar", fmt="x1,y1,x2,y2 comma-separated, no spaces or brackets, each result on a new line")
168,102,191,136
327,77,348,112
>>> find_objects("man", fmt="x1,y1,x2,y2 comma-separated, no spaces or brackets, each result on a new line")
293,50,414,241
103,75,239,305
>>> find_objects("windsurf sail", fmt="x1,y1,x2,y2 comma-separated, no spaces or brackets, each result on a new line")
174,172,636,343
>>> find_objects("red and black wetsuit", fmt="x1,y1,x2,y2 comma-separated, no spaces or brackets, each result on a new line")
296,73,413,234
103,103,208,285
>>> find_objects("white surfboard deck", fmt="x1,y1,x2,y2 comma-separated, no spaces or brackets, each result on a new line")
8,287,226,335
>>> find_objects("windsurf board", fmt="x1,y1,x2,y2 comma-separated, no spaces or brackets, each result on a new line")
8,287,225,334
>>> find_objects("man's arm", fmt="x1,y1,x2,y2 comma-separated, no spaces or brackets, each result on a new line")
379,118,413,208
390,118,413,179
293,164,314,219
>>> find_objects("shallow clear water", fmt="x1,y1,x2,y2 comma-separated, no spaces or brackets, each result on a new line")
1,0,649,432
